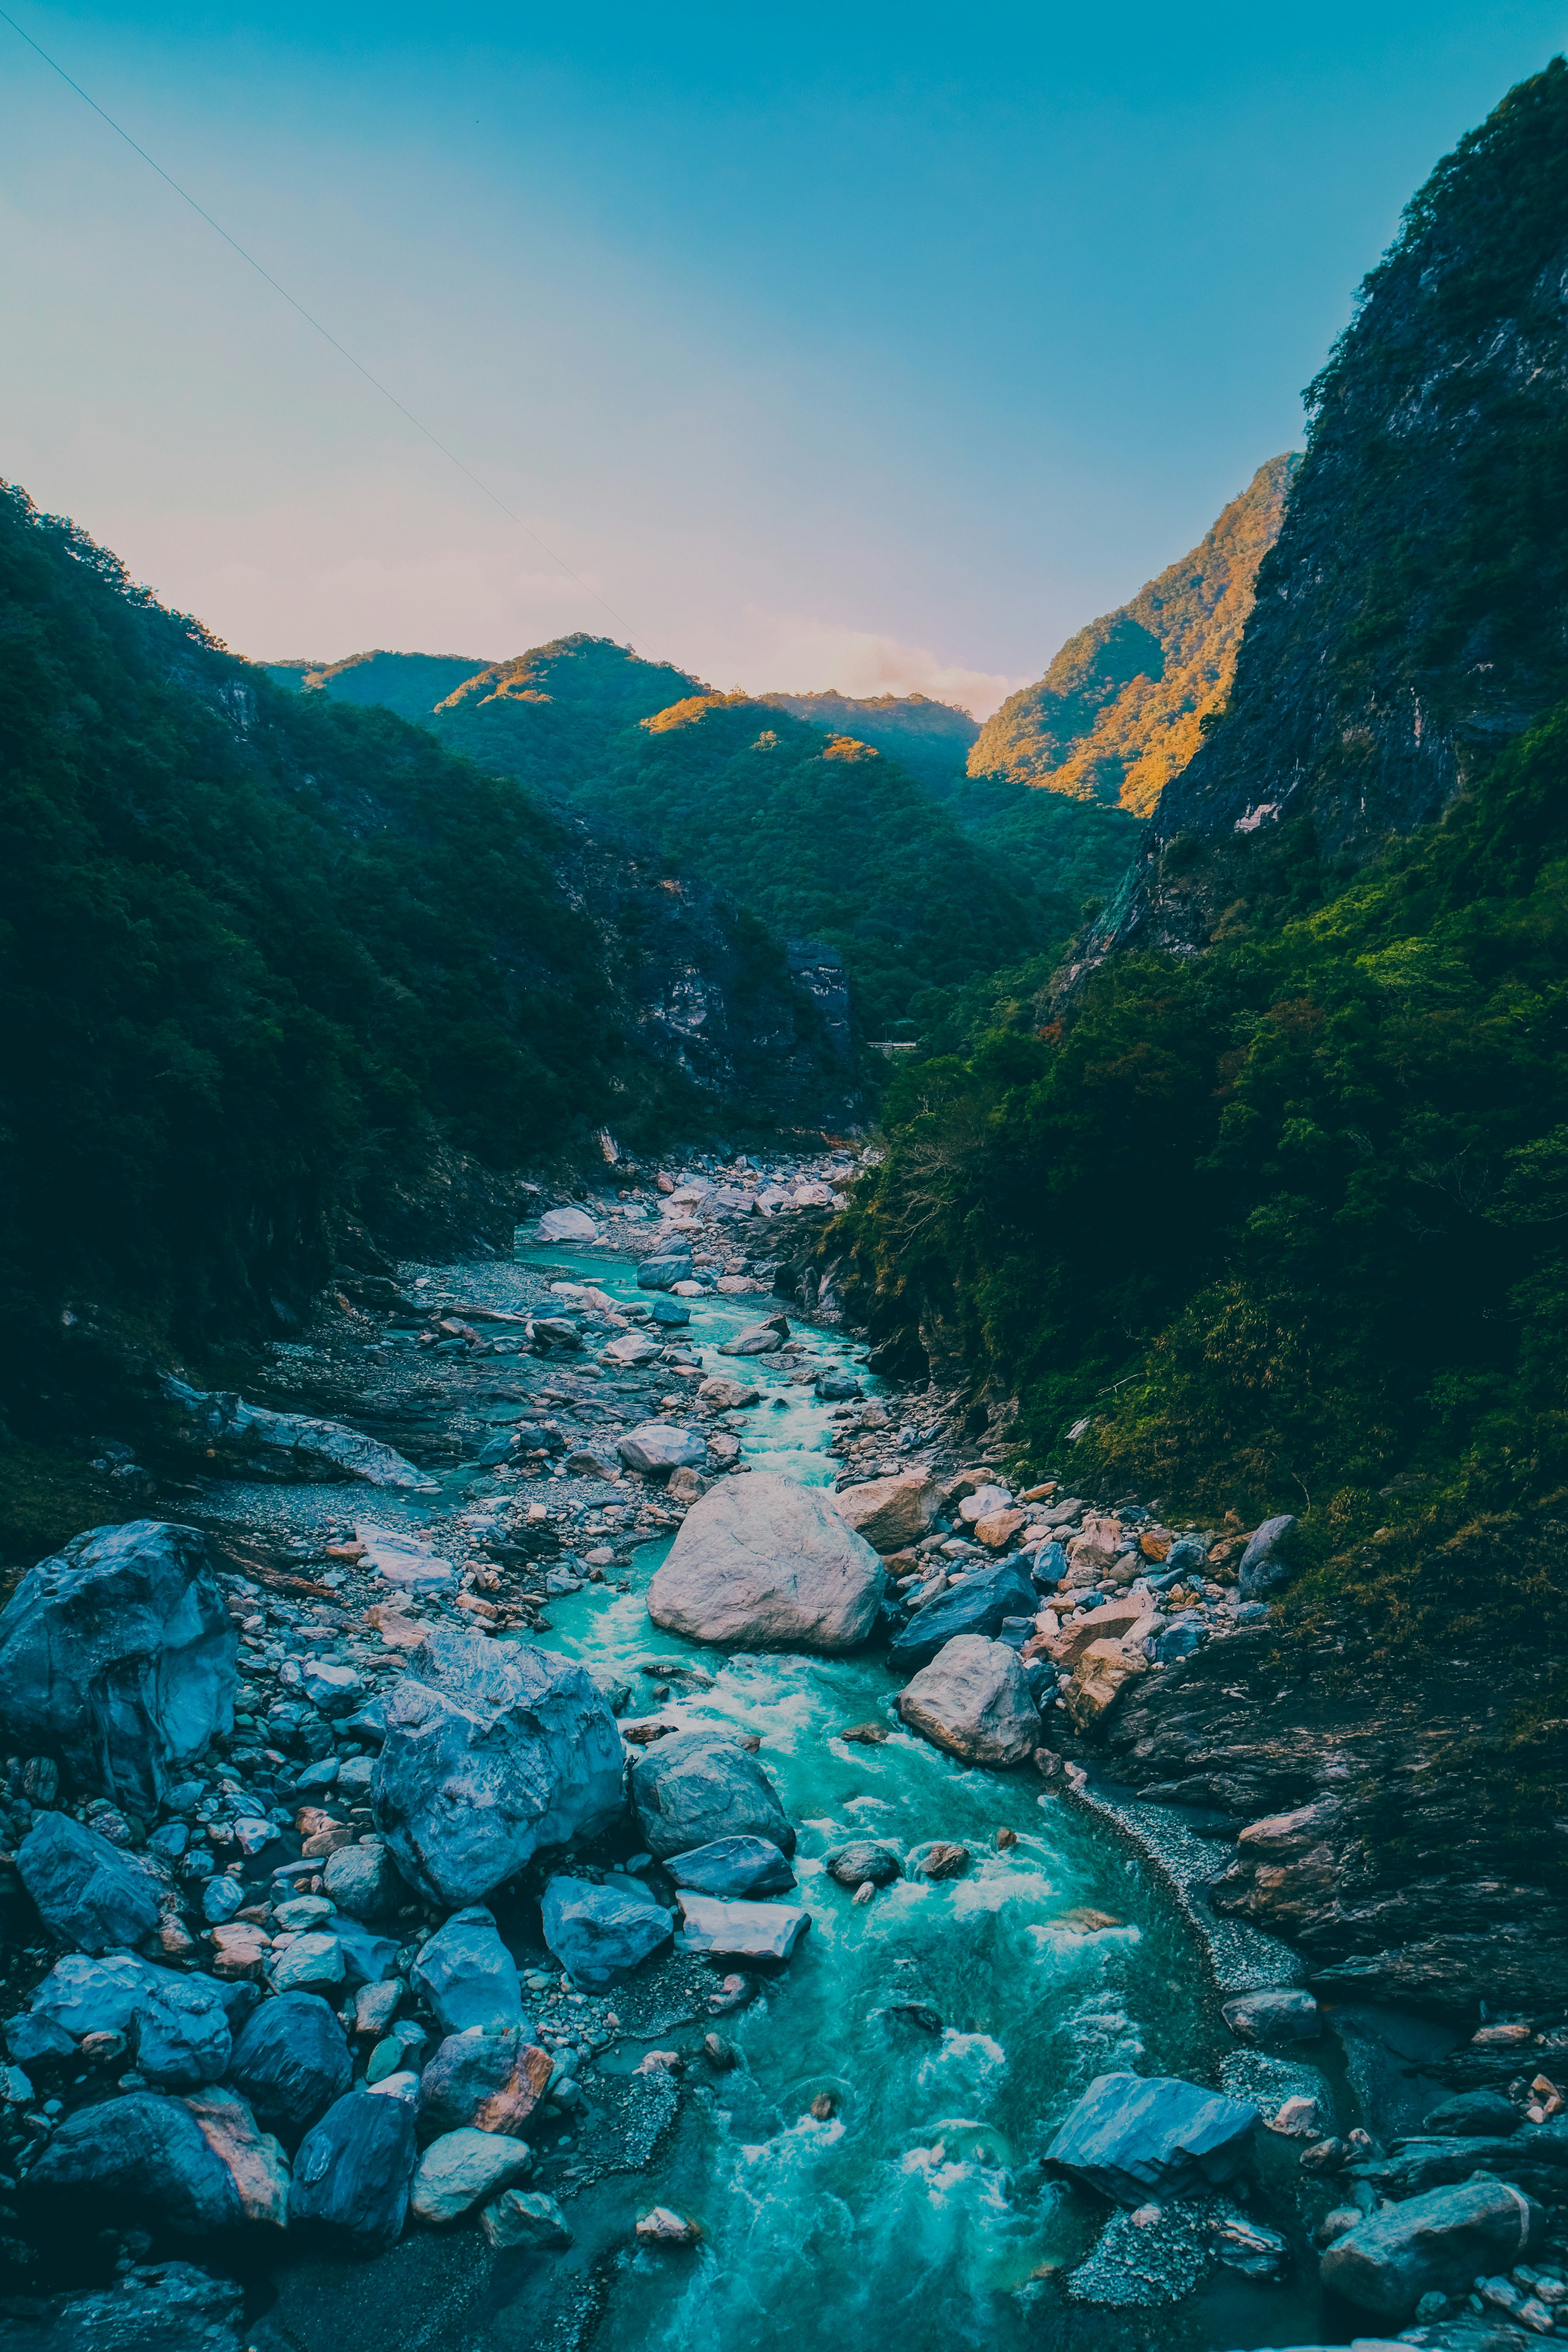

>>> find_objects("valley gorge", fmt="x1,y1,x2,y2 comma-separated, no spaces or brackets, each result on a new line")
6,54,1568,2352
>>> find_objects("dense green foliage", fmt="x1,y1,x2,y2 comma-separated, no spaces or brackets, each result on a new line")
844,699,1568,1556
263,649,493,722
279,637,1142,1038
0,490,766,1383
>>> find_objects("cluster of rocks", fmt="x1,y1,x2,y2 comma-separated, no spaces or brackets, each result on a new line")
0,1510,817,2324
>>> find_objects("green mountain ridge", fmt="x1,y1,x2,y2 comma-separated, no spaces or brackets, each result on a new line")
0,484,853,1415
265,634,1139,1036
844,60,1568,1589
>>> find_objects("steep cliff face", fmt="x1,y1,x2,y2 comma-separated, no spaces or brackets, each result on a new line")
969,455,1298,816
1098,60,1568,959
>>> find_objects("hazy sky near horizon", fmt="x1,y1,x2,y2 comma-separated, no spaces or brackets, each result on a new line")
4,3,1566,715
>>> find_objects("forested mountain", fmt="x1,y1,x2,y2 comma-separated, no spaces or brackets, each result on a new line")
0,486,852,1398
970,454,1298,815
844,62,1568,1608
759,689,979,786
270,636,1139,1036
1090,60,1568,965
262,649,492,722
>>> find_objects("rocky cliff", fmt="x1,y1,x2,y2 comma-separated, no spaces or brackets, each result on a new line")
1093,60,1568,960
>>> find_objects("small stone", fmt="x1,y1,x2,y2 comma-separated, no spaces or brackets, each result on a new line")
702,2033,738,2071
636,2206,701,2246
480,2187,573,2251
810,2093,835,2120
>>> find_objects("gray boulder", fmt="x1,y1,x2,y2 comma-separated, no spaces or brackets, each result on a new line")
889,1557,1037,1669
647,1471,883,1651
411,2128,533,2223
617,1424,708,1474
718,1326,783,1357
630,1731,795,1860
418,2028,553,2138
373,1630,625,1907
227,1992,351,2137
1320,2174,1546,2319
897,1637,1041,1766
322,1838,407,1921
26,2092,243,2233
1221,1989,1321,2046
674,1892,811,1963
832,1472,939,1553
0,1521,236,1814
26,1953,230,2087
665,1836,795,1898
1421,2088,1521,2137
637,1252,693,1291
411,1905,524,2035
17,1814,162,1953
1045,2073,1258,2204
1238,1513,1298,1601
480,2188,573,2251
826,1841,901,1889
541,1876,673,1990
537,1206,599,1243
290,2088,418,2250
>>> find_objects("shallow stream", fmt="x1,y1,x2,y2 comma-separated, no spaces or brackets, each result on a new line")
201,1239,1331,2349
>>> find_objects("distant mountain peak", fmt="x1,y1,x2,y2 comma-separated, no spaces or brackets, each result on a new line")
969,453,1300,815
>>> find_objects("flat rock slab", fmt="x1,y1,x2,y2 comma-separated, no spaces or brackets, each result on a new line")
1046,2072,1257,2205
647,1470,883,1650
675,1892,811,1963
665,1836,796,1898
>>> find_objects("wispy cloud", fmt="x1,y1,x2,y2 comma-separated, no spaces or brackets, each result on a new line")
721,607,1030,720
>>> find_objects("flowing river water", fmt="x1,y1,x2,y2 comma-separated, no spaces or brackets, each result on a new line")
200,1237,1334,2351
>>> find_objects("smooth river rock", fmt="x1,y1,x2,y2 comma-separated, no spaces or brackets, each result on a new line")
832,1472,939,1553
373,1630,625,1906
889,1557,1037,1671
897,1636,1041,1766
647,1471,883,1651
1320,2175,1547,2319
616,1423,708,1474
411,2128,533,2224
537,1206,599,1243
541,1875,673,1990
0,1520,236,1815
290,2088,417,2251
410,1905,525,2036
665,1836,796,1898
419,2029,554,2137
630,1731,796,1860
227,1992,351,2137
16,1811,163,1953
1046,2073,1258,2205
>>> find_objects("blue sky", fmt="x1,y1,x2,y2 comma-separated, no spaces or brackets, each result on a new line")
3,0,1566,710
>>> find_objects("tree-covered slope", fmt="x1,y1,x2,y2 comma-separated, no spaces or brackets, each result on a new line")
759,690,979,787
1096,59,1568,963
0,487,847,1396
970,454,1298,815
263,649,492,722
837,63,1568,1591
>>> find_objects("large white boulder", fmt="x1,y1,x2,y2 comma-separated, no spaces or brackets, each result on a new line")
897,1636,1041,1765
538,1207,599,1243
646,1470,883,1650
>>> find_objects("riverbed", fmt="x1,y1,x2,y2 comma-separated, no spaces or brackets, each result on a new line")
198,1236,1334,2350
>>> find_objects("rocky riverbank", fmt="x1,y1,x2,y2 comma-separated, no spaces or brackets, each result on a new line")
0,1151,1565,2352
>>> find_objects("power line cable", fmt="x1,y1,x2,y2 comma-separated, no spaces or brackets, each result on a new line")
0,2,653,652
